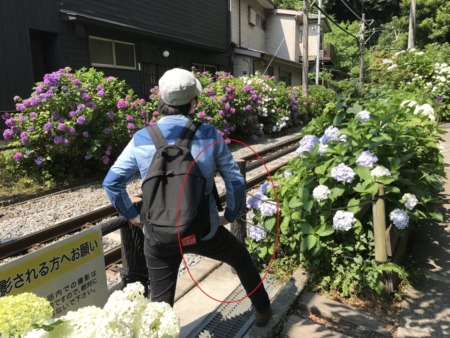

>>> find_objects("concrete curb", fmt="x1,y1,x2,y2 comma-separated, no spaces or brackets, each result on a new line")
244,268,308,338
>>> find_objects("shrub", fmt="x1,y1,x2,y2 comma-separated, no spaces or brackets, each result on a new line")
246,88,444,296
1,67,148,185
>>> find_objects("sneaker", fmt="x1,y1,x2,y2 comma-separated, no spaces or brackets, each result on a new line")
255,306,272,327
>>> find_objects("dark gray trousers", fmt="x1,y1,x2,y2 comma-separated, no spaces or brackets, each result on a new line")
143,226,271,313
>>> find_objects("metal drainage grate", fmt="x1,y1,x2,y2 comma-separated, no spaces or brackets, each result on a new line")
188,278,278,338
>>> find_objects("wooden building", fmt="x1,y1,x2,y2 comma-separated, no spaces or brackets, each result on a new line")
0,0,231,111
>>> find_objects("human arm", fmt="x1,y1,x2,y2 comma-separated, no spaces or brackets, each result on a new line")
103,140,141,224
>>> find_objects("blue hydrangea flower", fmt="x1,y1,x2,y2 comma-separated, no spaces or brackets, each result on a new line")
356,110,371,122
259,196,277,217
248,225,266,242
319,126,340,144
331,163,355,183
356,151,378,168
296,135,319,156
389,209,409,229
333,210,356,231
247,192,264,209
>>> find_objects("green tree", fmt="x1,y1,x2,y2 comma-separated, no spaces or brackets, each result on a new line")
324,20,360,78
411,0,450,47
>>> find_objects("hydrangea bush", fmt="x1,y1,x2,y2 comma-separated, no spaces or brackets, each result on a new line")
2,283,180,338
0,292,53,337
1,67,148,185
246,89,445,296
370,44,450,121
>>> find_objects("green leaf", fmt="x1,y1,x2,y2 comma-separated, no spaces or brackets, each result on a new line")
331,186,345,198
300,223,314,234
291,211,301,220
298,186,310,200
355,166,372,181
289,197,302,208
265,217,276,231
347,198,361,214
258,246,268,258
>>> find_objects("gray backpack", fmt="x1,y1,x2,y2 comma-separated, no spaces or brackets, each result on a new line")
141,121,221,247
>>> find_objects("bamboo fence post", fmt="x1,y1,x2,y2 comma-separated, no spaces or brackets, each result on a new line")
373,184,388,263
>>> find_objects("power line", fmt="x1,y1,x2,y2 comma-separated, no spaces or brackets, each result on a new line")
311,2,359,42
340,0,362,21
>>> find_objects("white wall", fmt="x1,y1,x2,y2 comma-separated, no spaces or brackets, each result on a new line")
230,0,266,51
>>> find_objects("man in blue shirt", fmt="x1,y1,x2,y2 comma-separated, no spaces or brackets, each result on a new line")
103,68,272,327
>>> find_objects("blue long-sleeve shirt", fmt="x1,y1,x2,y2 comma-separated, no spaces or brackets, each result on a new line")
103,114,245,240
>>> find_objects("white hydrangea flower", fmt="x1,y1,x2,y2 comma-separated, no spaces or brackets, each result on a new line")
402,193,418,210
371,166,391,179
312,185,331,202
414,104,436,121
400,100,418,108
333,210,356,231
389,209,409,229
387,64,397,71
259,196,277,217
284,170,292,177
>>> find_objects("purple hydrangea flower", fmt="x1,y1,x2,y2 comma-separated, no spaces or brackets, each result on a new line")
331,163,355,183
103,128,111,134
43,122,52,132
82,131,89,137
127,123,135,130
13,152,23,162
3,129,13,140
117,99,129,109
63,139,70,147
5,118,15,127
43,73,60,86
76,116,87,125
72,79,81,86
68,127,76,135
29,112,37,120
54,135,63,144
107,111,115,120
102,155,110,164
57,123,67,131
356,151,378,169
20,132,28,143
126,115,133,121
35,156,43,166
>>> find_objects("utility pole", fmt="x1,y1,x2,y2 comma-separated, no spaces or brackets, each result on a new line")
358,13,365,85
408,0,416,49
302,0,309,98
315,0,322,85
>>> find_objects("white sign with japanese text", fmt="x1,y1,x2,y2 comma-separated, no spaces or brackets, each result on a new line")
0,226,108,316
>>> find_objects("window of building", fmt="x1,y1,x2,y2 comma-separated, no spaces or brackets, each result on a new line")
89,36,136,69
279,70,291,86
256,15,266,30
192,63,217,74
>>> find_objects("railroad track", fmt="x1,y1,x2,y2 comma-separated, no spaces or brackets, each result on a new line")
0,135,300,264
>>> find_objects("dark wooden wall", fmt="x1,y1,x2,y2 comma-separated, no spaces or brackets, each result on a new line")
0,0,231,111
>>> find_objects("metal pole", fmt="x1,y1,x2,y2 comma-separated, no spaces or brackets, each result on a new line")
302,0,309,98
315,0,322,85
408,0,416,49
359,13,365,85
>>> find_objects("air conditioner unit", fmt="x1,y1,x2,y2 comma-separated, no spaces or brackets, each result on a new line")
248,7,256,26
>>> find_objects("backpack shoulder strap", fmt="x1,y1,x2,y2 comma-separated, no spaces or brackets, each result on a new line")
176,121,201,148
146,124,168,149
